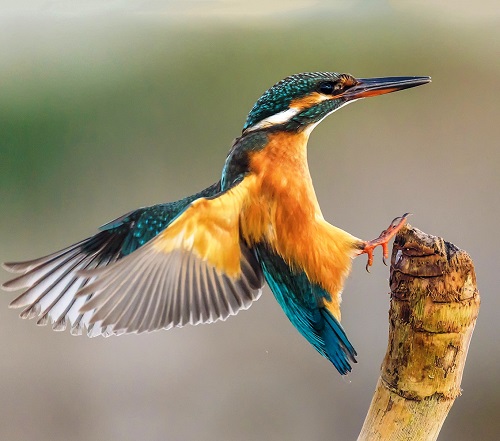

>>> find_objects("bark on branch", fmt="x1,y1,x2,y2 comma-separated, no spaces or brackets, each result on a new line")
357,225,480,441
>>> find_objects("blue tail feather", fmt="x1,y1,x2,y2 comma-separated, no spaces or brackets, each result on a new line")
320,308,357,374
255,244,357,375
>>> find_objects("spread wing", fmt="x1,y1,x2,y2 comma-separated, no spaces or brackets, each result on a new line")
255,243,356,375
3,180,264,337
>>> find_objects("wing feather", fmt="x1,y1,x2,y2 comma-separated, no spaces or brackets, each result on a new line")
76,241,263,334
2,180,264,337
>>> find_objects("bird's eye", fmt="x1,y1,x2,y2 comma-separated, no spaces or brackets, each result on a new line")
318,81,334,94
318,81,343,95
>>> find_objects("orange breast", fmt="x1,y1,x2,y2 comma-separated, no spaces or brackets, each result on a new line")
241,131,361,317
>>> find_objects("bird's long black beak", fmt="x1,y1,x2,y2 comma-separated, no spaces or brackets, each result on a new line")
343,76,431,100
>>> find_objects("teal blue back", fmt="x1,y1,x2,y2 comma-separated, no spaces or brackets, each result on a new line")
99,182,221,257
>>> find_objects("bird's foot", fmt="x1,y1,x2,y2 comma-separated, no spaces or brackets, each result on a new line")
359,213,410,272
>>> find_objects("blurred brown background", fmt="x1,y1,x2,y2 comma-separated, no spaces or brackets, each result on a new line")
1,2,499,440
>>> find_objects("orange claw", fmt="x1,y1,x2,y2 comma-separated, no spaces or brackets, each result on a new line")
361,213,410,272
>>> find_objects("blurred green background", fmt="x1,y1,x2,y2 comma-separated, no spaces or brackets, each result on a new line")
1,2,499,440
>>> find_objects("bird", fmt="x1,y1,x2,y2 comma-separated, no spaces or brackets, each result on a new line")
2,71,430,375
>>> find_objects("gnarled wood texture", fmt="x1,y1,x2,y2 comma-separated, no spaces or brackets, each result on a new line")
358,225,480,441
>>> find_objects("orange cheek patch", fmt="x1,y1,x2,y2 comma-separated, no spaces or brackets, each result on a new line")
290,92,327,110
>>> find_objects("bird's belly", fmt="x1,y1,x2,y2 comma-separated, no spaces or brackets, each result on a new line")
241,190,358,300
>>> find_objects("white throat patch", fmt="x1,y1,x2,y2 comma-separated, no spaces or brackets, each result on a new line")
245,107,300,132
244,98,359,135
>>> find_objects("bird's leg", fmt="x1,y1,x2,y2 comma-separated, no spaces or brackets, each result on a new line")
357,213,410,272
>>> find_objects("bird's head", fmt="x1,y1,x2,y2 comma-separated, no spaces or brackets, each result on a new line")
243,72,430,135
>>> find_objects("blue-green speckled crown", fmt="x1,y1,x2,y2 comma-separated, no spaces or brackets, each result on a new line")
243,72,341,130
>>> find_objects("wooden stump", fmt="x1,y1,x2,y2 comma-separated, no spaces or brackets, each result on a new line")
358,225,480,441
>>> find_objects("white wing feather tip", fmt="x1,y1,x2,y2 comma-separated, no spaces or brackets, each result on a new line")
3,185,265,338
19,304,40,319
36,315,50,327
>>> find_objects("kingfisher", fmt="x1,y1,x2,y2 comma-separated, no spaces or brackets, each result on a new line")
2,72,430,375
